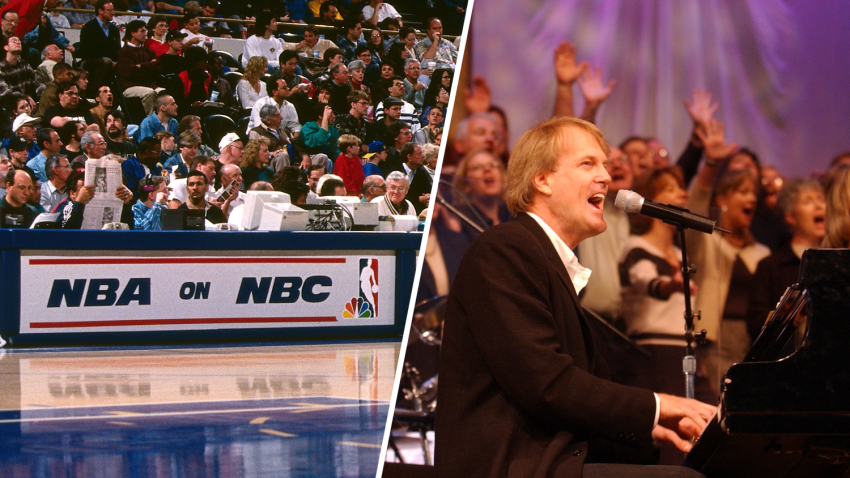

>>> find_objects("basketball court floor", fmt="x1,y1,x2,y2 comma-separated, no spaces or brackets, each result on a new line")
0,340,399,477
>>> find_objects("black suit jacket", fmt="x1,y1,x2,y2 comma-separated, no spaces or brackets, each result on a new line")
79,18,121,62
391,163,432,214
435,213,657,478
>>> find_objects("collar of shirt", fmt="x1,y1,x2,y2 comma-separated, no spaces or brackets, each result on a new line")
96,17,111,35
526,212,592,294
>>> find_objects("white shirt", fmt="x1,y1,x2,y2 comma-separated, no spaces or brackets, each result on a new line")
247,97,301,134
362,3,401,23
181,29,214,50
243,35,283,69
167,178,215,205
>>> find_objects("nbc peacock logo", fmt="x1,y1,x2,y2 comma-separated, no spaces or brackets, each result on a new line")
343,258,378,318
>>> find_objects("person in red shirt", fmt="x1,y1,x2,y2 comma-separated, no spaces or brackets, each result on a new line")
333,134,364,196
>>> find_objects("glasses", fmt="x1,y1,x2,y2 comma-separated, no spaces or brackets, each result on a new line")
94,141,107,146
387,185,407,192
7,38,21,44
3,19,19,25
357,101,369,106
63,91,79,96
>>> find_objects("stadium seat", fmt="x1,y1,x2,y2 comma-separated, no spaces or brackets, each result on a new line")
203,114,238,152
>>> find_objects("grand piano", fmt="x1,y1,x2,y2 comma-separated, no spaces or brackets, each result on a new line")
683,248,850,477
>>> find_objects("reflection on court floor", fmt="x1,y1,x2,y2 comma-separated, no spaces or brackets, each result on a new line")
0,342,399,478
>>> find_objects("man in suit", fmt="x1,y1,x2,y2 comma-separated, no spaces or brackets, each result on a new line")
435,116,714,478
391,141,431,214
79,0,120,97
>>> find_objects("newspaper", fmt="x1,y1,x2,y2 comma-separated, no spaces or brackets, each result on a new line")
82,158,124,230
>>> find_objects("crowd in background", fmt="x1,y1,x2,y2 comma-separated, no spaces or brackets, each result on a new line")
0,0,463,229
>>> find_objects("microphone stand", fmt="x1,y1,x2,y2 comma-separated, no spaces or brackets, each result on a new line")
434,194,485,234
678,225,704,399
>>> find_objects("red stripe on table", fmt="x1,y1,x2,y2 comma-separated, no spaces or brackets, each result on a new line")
29,317,339,328
29,258,347,265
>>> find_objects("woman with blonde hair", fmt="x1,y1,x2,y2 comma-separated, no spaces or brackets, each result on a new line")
240,137,273,189
237,56,269,109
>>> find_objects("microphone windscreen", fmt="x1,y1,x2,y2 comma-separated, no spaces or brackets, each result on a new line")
614,190,644,213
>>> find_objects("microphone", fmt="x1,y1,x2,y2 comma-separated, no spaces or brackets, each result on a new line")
614,190,730,235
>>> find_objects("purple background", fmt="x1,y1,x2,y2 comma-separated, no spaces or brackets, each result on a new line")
469,0,850,177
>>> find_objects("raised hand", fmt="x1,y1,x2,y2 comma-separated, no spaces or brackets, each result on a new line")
553,40,587,85
684,89,719,130
577,65,616,105
695,119,738,162
464,75,491,114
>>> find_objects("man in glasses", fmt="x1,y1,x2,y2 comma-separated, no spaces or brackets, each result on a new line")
333,90,374,150
0,10,18,43
42,81,97,130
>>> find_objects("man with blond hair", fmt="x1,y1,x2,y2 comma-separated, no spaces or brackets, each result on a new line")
435,116,714,478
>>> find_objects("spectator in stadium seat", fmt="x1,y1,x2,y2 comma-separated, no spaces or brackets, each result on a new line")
327,63,353,115
88,85,114,133
0,34,43,102
414,17,457,70
291,24,338,61
180,12,214,52
361,141,385,177
27,127,61,182
217,132,243,166
390,141,430,213
132,175,168,230
167,154,215,206
413,106,442,145
362,0,402,28
213,163,244,218
6,136,35,176
35,61,73,117
139,94,179,141
248,103,292,171
158,30,188,76
40,153,70,212
58,120,85,162
333,133,363,196
371,170,415,216
312,1,340,26
380,120,410,174
6,113,39,160
35,43,65,84
240,137,274,189
306,163,325,199
122,137,163,199
104,110,138,158
118,20,163,117
372,95,402,144
23,12,73,67
42,81,97,130
247,73,302,136
55,169,136,229
361,174,385,202
310,47,344,85
207,51,238,109
78,0,121,96
0,168,39,226
402,58,425,111
75,130,124,167
336,18,366,63
145,16,170,57
237,56,269,110
155,130,175,165
333,90,373,149
163,130,200,179
242,11,283,71
298,102,338,172
63,0,95,28
176,114,215,157
374,76,419,133
452,112,499,158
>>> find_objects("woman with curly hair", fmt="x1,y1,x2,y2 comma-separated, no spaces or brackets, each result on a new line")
237,56,269,110
241,137,274,189
145,15,169,56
